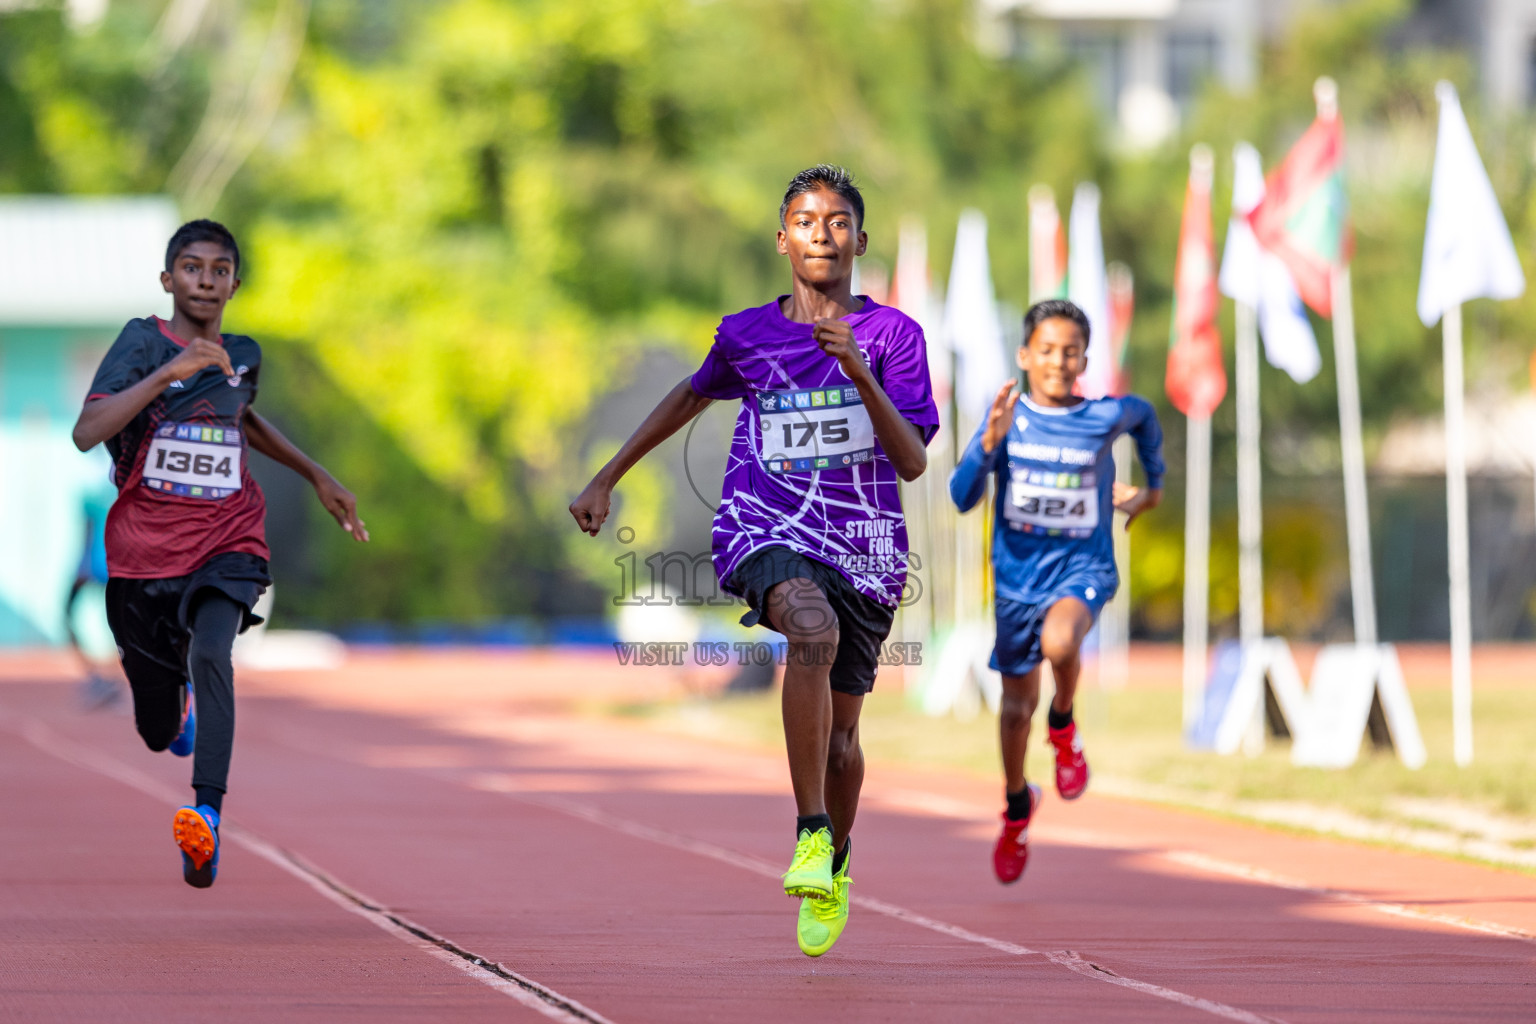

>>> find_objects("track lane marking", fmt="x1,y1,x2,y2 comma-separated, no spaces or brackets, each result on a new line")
267,727,1286,1021
286,716,1536,946
475,781,1284,1024
7,715,619,1024
876,788,1536,945
1161,850,1536,945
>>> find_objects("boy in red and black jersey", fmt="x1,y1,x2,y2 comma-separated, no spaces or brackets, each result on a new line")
73,219,368,888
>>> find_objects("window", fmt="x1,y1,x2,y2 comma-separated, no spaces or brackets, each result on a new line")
1526,35,1536,105
1064,30,1126,116
1167,31,1219,109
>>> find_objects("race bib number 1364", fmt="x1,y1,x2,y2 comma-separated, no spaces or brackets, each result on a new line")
142,422,243,499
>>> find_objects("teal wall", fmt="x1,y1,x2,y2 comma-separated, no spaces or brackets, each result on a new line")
0,325,116,650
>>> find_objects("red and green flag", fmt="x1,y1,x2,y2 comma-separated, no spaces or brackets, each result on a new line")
1165,152,1227,418
1247,107,1352,317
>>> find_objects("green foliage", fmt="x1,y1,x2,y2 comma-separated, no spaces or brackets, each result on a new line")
250,336,604,621
0,2,208,192
6,0,1533,632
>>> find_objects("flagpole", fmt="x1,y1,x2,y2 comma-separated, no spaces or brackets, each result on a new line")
1103,263,1135,691
1175,142,1218,733
1235,299,1263,647
1316,78,1378,649
1415,80,1521,768
1443,302,1474,764
1182,413,1212,731
1330,262,1377,647
1101,433,1132,691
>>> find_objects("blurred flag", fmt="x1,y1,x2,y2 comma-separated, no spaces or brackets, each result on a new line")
891,217,951,411
943,209,1007,422
1107,261,1134,392
1219,142,1321,383
1028,184,1067,304
1069,183,1116,399
1166,146,1227,418
1248,101,1351,317
1417,81,1525,327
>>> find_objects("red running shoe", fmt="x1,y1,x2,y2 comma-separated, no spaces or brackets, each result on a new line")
992,783,1041,884
1048,721,1089,800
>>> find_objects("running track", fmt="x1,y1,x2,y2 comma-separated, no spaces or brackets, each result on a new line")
2,651,1533,1022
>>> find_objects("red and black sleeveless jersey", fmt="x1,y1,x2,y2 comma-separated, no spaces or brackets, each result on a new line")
86,316,269,579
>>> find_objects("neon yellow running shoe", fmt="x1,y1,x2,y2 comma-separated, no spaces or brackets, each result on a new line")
782,827,834,899
797,843,851,957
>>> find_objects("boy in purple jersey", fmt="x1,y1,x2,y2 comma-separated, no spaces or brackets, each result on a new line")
570,166,937,956
949,300,1163,885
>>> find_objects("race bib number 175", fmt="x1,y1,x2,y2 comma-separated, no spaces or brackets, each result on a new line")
755,386,877,474
142,422,243,499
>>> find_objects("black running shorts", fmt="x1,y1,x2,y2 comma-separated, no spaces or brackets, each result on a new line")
104,551,271,681
728,545,895,696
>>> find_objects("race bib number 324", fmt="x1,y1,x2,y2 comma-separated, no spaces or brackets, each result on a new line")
142,422,243,499
755,386,877,474
1004,469,1099,537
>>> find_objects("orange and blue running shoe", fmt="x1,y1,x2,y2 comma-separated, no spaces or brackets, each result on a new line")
173,804,219,888
992,783,1041,884
167,685,195,758
1048,721,1089,800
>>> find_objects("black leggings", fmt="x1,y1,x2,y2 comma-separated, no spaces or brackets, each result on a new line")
125,592,242,813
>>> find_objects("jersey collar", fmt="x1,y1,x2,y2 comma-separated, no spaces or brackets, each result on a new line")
770,295,877,329
153,316,226,349
1021,394,1088,416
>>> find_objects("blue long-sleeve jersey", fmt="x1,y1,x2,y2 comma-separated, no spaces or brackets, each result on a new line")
949,393,1165,606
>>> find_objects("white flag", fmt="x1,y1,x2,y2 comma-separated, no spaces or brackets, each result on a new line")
1418,81,1525,327
943,209,1007,427
894,218,948,399
1068,183,1116,399
1218,142,1322,384
1218,143,1265,309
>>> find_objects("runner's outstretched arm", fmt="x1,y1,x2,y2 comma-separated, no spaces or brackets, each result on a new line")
243,410,369,542
72,338,234,451
569,377,713,536
949,380,1015,511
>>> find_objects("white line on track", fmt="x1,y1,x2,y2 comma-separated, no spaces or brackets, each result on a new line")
1162,850,1536,945
878,787,1536,946
488,784,1284,1024
8,715,618,1024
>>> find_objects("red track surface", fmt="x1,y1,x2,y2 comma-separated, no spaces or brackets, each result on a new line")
2,649,1533,1022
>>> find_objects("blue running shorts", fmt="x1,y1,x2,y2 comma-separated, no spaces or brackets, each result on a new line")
990,574,1115,677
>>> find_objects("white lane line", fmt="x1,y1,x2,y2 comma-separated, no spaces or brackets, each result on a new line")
878,787,1536,946
1163,850,1536,946
477,781,1283,1024
8,716,618,1024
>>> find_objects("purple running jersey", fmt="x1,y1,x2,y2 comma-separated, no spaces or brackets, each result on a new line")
690,297,939,607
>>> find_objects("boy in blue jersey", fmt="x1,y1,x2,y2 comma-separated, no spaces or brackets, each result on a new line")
949,299,1164,884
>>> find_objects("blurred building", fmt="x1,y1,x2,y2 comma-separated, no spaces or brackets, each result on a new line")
0,196,177,646
0,0,107,28
1402,0,1536,111
983,0,1536,147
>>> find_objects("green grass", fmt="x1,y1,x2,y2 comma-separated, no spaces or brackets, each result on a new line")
589,684,1536,829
